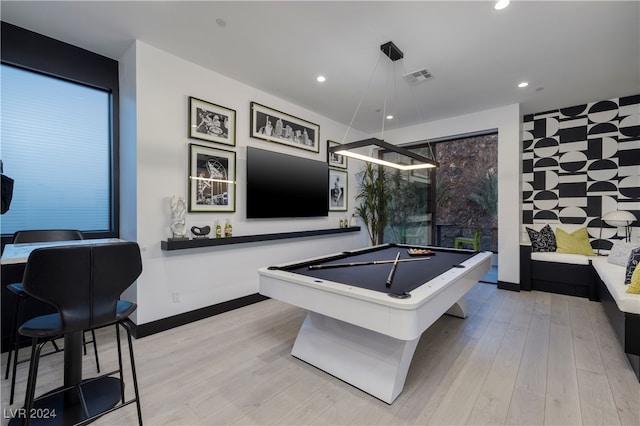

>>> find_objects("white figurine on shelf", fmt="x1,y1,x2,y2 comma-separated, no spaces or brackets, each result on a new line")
170,196,187,238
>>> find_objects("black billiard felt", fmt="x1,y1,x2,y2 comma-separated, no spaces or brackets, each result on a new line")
279,244,476,295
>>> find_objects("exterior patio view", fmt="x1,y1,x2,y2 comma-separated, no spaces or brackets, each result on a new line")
359,133,498,252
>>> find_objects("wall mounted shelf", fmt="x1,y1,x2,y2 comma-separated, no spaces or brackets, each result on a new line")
161,226,361,251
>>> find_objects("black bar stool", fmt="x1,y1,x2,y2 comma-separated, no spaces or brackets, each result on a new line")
16,241,143,426
4,230,101,405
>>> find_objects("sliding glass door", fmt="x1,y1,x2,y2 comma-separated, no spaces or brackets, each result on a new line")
381,146,434,246
379,133,498,253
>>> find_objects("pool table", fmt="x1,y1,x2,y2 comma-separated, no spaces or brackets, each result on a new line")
258,243,491,403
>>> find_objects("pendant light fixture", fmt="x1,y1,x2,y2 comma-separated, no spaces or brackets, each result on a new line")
329,41,438,170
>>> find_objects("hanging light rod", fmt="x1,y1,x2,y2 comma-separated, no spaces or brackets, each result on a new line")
330,138,439,171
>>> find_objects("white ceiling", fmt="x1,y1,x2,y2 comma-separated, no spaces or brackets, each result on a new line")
2,1,639,134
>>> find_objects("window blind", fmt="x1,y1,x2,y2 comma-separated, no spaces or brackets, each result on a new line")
1,64,111,233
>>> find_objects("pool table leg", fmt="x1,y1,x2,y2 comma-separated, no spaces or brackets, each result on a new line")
291,311,420,404
445,296,468,318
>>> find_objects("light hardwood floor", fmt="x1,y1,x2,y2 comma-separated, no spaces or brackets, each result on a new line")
2,283,639,425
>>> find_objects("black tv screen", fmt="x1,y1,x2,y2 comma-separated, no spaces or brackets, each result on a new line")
246,147,329,218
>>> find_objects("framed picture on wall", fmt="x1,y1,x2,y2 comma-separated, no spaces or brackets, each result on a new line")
250,102,320,152
327,140,348,169
189,97,236,146
329,168,348,211
188,144,236,212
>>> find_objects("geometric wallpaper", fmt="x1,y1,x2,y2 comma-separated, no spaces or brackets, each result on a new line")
522,94,640,250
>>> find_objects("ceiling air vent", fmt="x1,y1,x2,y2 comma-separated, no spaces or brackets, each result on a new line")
403,68,434,85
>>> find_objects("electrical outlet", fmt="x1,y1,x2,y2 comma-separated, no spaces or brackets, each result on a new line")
172,292,180,303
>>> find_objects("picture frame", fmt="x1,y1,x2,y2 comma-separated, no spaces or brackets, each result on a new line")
327,140,348,169
188,144,236,212
329,168,348,211
250,102,320,153
189,97,236,146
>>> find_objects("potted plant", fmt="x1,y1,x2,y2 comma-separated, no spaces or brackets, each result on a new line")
355,162,389,245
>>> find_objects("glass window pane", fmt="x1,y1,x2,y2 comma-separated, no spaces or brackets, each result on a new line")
381,150,432,246
1,64,111,234
435,134,498,251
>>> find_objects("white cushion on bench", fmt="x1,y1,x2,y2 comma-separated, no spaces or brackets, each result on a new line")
531,251,593,265
592,257,640,315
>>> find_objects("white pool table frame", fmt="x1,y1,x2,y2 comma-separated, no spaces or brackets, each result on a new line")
258,245,492,404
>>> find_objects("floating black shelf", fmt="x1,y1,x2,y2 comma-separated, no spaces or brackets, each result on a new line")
161,226,361,251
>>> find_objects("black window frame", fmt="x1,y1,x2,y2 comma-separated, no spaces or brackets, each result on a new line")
1,22,119,247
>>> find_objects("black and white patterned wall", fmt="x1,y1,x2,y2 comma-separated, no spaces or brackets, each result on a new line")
522,94,640,249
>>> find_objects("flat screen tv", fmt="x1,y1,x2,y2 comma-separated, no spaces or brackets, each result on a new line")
246,147,329,218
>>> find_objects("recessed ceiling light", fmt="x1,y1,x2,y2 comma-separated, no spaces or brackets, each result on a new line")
518,82,529,88
494,0,510,10
316,75,326,83
386,115,394,120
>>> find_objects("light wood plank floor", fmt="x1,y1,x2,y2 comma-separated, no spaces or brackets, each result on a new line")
2,284,639,425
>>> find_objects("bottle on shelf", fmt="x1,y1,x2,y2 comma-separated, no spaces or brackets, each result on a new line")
224,219,233,237
349,214,357,227
215,220,222,238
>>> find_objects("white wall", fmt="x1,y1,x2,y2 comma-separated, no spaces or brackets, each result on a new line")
121,41,369,325
381,105,522,286
118,40,139,321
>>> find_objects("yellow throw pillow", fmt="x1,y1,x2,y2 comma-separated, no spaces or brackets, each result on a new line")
627,265,640,294
555,227,595,256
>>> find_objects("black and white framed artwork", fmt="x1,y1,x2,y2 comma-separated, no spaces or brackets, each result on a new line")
188,144,236,212
250,102,319,153
327,140,348,169
189,97,236,146
329,168,347,211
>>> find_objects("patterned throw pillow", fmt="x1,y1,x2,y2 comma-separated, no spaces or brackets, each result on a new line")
627,264,640,294
625,247,640,285
526,224,557,252
608,240,638,266
555,227,595,256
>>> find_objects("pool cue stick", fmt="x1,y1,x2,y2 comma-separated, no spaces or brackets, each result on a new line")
385,252,401,287
307,256,431,270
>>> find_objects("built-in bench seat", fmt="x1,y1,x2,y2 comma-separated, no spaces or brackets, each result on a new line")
521,224,640,380
520,245,598,300
591,257,640,381
592,258,640,315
